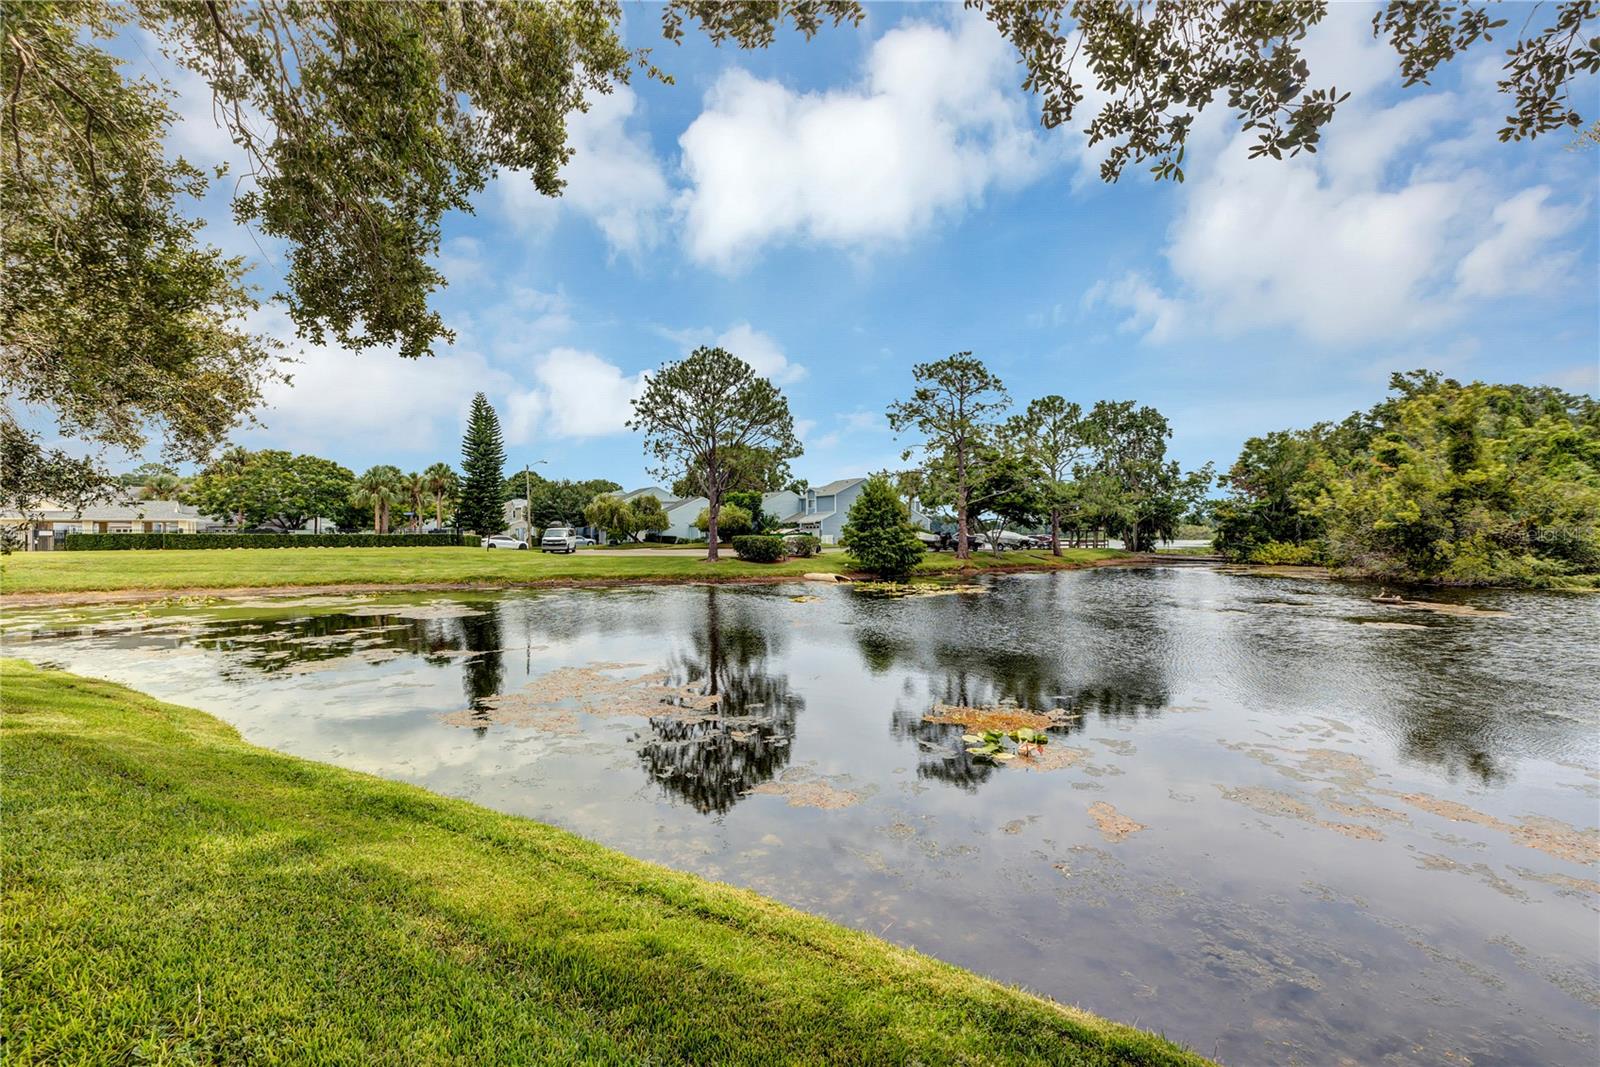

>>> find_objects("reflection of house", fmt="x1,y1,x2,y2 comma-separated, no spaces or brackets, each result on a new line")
1,499,207,551
774,478,930,544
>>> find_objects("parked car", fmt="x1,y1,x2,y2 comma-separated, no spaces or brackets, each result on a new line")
480,534,528,550
540,526,578,553
575,536,597,546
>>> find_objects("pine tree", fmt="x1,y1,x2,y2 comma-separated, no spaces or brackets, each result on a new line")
841,476,926,580
458,394,506,536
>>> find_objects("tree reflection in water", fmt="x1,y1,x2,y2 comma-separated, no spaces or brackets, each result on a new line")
869,627,1172,792
637,587,804,814
455,606,506,739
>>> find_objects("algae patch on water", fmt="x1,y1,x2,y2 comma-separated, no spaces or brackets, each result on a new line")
747,768,862,810
1088,802,1145,842
441,661,719,732
925,702,1078,733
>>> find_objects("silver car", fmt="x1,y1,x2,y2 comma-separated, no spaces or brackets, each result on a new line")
480,534,528,550
540,526,578,553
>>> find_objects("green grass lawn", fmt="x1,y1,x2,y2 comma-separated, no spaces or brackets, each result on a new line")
1,660,1206,1065
0,545,1124,597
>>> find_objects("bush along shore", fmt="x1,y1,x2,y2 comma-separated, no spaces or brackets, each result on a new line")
1,660,1208,1066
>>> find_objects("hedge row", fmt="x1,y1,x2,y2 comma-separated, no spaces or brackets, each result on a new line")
63,533,474,551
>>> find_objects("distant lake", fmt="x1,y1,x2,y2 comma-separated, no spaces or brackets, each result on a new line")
6,566,1597,1066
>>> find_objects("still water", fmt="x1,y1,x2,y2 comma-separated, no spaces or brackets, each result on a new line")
5,566,1597,1065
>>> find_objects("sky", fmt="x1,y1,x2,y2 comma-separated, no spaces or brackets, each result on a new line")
96,3,1600,489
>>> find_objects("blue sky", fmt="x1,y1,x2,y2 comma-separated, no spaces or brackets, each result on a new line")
111,3,1600,488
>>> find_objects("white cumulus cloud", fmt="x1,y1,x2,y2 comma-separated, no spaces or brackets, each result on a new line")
498,86,670,256
676,14,1049,271
1085,12,1588,348
504,348,648,443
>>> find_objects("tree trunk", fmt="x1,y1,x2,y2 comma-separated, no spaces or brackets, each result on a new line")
955,451,970,560
706,487,720,562
372,503,381,534
435,498,443,529
1050,507,1061,556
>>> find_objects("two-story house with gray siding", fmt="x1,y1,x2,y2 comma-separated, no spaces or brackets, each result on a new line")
773,478,931,544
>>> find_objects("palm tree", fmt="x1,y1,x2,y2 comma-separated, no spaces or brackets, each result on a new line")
351,465,405,534
403,471,428,532
424,462,458,530
142,472,182,500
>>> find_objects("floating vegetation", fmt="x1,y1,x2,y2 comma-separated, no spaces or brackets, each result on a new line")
1013,745,1090,773
440,695,582,735
1509,867,1600,896
346,600,486,621
1370,598,1512,618
747,778,860,810
228,594,376,610
1358,620,1432,630
961,727,1049,763
440,662,718,732
1088,802,1145,842
1219,785,1388,842
789,595,822,603
852,581,986,599
1399,794,1600,865
926,702,1073,733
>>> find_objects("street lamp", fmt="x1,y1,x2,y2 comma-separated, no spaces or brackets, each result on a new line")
522,460,547,539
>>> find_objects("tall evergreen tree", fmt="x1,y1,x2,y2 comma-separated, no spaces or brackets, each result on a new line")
841,476,926,580
458,394,506,537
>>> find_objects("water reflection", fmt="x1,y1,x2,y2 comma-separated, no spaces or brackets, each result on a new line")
5,570,1597,1067
455,608,506,738
640,587,804,813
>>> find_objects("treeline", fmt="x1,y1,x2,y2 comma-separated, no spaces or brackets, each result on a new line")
178,449,460,534
882,354,1213,558
1213,372,1600,587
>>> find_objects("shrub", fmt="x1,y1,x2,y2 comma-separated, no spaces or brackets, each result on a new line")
63,533,469,551
693,502,753,539
785,534,820,558
732,534,785,563
1248,540,1323,565
840,477,925,580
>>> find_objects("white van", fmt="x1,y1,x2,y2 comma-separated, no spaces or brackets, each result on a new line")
540,526,578,553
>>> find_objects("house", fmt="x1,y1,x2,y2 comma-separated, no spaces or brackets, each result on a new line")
759,489,802,526
662,497,708,540
0,498,208,551
501,498,532,542
774,478,931,545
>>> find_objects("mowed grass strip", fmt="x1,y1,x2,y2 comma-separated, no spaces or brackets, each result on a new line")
0,660,1207,1066
0,545,1124,597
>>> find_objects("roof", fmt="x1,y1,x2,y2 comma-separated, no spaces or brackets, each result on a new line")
810,477,865,496
619,486,669,503
2,498,204,523
779,509,832,525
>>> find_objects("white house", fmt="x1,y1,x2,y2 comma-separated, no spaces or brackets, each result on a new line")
0,498,207,551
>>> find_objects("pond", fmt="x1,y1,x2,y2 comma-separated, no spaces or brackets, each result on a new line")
4,566,1597,1066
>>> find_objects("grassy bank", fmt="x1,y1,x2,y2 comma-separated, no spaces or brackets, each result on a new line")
0,545,1123,598
1,660,1205,1065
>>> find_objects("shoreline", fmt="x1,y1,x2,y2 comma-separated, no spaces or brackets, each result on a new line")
1,659,1211,1065
0,553,1161,609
